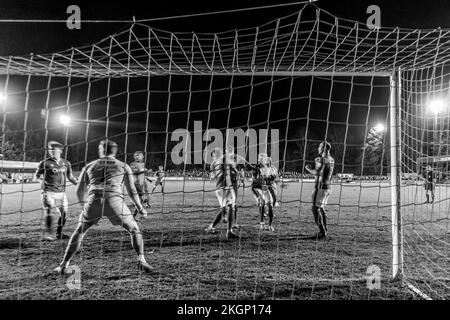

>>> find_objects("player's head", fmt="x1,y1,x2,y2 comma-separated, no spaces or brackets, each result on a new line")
318,141,331,155
225,145,234,156
426,165,432,171
99,139,118,158
134,151,144,162
47,141,63,159
258,152,267,165
158,165,164,171
212,147,222,160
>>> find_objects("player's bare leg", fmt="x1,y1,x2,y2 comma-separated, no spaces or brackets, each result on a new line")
121,219,153,273
319,208,328,234
225,189,239,238
205,190,225,233
226,204,239,239
312,206,327,238
54,221,93,274
56,207,69,239
45,207,60,241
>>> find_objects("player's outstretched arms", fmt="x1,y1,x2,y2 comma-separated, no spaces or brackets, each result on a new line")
124,165,147,217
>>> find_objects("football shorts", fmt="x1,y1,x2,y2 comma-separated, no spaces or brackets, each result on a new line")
312,188,332,208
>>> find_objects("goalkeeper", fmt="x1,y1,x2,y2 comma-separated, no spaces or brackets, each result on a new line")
54,140,153,274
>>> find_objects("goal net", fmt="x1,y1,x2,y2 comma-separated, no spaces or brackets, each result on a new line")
0,3,448,299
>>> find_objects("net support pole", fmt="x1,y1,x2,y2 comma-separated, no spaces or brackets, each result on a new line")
390,69,403,279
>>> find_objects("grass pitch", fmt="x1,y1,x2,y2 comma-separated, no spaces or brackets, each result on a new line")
1,179,447,299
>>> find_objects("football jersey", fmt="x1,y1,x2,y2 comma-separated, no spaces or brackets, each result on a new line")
155,170,165,180
210,155,237,189
425,170,434,183
130,161,146,185
259,166,273,189
250,164,263,186
314,155,335,190
79,156,131,198
35,157,73,192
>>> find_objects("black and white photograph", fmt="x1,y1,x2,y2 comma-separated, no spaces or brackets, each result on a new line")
0,0,449,305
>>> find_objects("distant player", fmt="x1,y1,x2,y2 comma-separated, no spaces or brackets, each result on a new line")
423,165,435,203
35,141,78,241
249,153,265,206
238,168,246,189
253,154,276,231
151,165,165,194
205,147,239,239
130,151,151,210
305,141,334,239
54,140,152,274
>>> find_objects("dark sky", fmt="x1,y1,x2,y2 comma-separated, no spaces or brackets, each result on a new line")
1,0,449,172
1,0,450,56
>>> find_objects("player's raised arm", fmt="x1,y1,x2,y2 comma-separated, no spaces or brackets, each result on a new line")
124,164,145,214
76,166,88,204
305,157,322,175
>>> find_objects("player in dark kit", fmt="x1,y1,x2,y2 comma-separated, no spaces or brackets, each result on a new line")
35,141,78,241
130,151,151,210
305,141,334,239
423,165,435,203
54,140,152,274
249,153,266,206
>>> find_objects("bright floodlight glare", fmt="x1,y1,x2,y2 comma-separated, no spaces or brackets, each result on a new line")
428,99,446,115
374,123,385,133
0,92,5,102
60,115,71,126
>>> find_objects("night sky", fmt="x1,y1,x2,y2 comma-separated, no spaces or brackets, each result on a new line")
1,0,449,173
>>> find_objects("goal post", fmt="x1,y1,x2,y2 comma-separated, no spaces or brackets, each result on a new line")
390,69,403,280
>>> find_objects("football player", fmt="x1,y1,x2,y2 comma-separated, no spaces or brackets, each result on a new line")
35,141,78,240
151,165,165,194
423,165,435,203
130,151,151,210
305,141,335,239
54,140,152,274
205,147,239,239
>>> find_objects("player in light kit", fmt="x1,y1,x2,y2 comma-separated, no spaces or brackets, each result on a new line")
130,151,151,210
423,165,435,203
254,154,276,231
305,141,334,239
151,165,165,194
35,141,78,241
205,147,239,239
54,140,153,274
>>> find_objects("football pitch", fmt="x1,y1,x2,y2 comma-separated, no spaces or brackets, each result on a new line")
1,180,447,300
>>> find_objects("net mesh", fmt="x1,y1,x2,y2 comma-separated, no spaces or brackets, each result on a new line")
0,3,448,299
